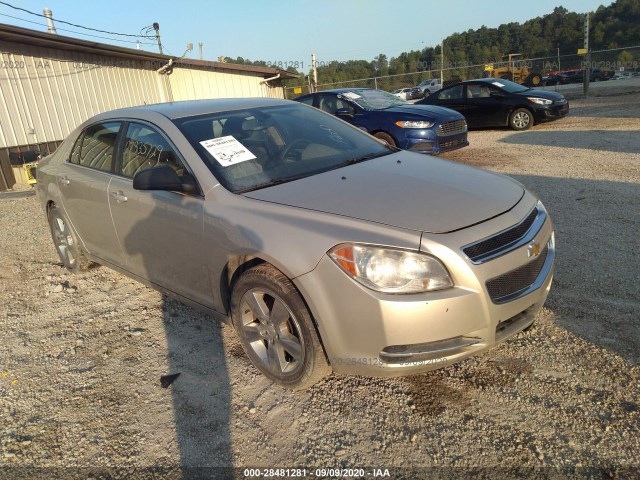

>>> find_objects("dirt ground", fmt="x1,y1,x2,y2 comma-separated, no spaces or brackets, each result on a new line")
1,92,639,479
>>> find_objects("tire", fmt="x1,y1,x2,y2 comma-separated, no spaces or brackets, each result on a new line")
373,131,396,147
47,205,93,273
509,108,533,131
525,73,542,87
423,89,430,98
230,264,331,389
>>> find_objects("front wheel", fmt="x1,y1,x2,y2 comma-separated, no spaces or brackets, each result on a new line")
525,73,542,87
47,205,93,273
231,264,331,389
509,108,533,131
373,131,396,147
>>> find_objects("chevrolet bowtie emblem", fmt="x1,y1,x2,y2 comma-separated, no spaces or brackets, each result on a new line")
527,241,541,258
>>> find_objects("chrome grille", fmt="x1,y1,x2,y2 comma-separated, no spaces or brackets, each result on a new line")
437,119,467,137
486,246,548,303
463,207,539,263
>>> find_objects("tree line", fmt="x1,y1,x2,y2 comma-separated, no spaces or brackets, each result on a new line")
224,0,639,88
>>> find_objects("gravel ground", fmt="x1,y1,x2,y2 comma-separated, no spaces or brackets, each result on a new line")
1,92,639,479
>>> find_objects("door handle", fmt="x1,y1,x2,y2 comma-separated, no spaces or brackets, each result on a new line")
59,176,70,185
110,191,128,203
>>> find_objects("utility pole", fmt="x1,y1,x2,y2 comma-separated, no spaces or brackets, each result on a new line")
153,22,163,54
557,46,561,71
311,53,318,93
583,13,590,96
440,40,444,86
199,42,203,60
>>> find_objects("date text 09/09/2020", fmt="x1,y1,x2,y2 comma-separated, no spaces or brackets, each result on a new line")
243,468,391,478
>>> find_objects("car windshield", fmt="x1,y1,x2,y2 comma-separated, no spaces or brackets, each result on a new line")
487,79,531,93
339,89,407,110
174,103,392,193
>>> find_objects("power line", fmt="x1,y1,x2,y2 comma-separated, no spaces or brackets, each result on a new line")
0,13,157,45
0,1,149,38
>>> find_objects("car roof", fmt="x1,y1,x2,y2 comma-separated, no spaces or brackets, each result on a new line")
459,78,507,85
93,98,292,120
310,88,374,94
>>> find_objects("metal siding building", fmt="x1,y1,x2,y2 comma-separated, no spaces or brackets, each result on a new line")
0,23,295,189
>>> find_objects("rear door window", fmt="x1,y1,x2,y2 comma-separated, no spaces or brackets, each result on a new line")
438,85,464,100
71,122,121,172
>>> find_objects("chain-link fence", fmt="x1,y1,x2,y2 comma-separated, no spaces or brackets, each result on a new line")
284,46,640,98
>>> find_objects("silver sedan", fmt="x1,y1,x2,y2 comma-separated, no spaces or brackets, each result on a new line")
36,98,555,389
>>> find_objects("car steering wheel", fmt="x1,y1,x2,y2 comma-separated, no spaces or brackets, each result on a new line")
280,139,310,163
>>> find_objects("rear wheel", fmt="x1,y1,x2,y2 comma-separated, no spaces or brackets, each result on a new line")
509,108,533,131
231,264,331,389
47,205,93,273
374,131,396,147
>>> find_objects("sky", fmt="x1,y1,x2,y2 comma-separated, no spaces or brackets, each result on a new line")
1,0,610,67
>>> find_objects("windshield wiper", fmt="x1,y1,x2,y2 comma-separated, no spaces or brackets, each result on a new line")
345,151,393,165
238,175,306,193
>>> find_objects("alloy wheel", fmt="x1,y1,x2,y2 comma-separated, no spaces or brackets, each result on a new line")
52,215,76,267
512,111,531,129
239,289,305,376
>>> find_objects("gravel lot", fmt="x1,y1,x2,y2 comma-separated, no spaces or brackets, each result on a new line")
1,91,639,479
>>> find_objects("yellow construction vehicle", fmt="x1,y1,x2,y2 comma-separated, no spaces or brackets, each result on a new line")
483,53,542,87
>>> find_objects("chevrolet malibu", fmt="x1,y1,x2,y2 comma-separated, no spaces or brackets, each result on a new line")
36,98,555,389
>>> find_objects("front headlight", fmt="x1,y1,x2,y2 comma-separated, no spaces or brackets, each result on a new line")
395,120,435,129
527,97,553,105
328,243,453,294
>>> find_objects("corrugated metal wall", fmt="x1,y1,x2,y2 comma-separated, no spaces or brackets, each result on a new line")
169,68,284,101
0,41,168,149
0,42,285,152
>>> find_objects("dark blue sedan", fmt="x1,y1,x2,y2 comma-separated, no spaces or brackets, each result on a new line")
294,88,468,154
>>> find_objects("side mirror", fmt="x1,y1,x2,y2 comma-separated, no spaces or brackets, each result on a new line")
334,108,353,117
133,165,194,193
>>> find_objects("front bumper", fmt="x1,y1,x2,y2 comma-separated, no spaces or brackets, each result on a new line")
294,197,554,376
402,130,469,155
535,103,569,122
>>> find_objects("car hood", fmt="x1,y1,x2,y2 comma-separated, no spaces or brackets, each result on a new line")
514,89,565,101
244,151,524,234
380,104,463,121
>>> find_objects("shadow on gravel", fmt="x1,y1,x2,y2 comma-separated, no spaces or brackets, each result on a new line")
160,296,233,478
123,196,234,478
500,130,640,154
511,174,640,365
